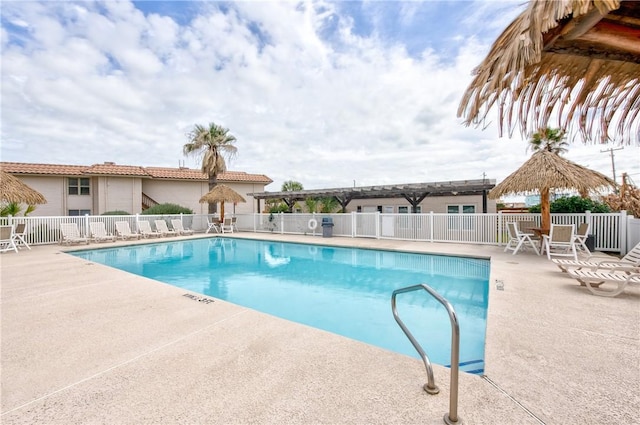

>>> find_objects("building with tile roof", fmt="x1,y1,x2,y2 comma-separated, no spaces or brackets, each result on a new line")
1,162,272,216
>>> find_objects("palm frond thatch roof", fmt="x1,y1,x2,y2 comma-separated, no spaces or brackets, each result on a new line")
458,0,640,145
488,150,616,199
199,184,246,204
0,170,47,205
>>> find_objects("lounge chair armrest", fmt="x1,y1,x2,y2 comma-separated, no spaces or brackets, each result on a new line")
589,260,633,271
599,265,640,273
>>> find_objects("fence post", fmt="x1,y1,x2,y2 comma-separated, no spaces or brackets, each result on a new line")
429,211,434,242
84,214,89,237
351,212,357,238
620,210,628,255
136,213,140,232
497,211,503,246
280,213,284,234
375,212,380,239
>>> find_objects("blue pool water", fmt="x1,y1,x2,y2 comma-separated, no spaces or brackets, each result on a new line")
72,238,490,373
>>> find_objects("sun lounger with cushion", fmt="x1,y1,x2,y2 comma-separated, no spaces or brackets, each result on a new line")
115,221,140,240
89,222,116,243
154,220,177,237
138,220,161,238
59,223,90,245
171,219,194,235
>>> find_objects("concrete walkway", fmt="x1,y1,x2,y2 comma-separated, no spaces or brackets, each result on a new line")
1,234,638,424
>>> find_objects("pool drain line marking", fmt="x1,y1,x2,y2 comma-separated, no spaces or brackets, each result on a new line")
1,309,249,417
482,375,546,424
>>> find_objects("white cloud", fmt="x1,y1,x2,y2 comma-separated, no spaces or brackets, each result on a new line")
1,0,638,194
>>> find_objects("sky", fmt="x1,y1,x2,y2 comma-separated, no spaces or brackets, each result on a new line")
1,1,639,198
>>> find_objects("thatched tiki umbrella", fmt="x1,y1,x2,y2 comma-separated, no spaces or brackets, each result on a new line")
199,184,245,221
489,151,616,230
0,170,47,205
458,0,640,144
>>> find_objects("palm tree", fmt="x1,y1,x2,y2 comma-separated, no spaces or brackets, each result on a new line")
281,180,304,212
281,180,303,192
183,122,237,214
527,127,568,154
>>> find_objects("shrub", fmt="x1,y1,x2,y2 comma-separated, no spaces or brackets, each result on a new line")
141,203,193,215
102,210,131,215
528,196,610,213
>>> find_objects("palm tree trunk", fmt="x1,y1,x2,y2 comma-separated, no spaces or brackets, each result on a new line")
209,175,218,215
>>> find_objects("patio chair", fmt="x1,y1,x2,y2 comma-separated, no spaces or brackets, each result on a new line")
138,220,161,238
231,216,238,232
154,220,177,237
504,222,539,255
206,217,221,234
170,219,194,236
115,221,140,240
542,224,577,261
0,225,19,253
13,223,31,250
221,217,234,233
567,269,640,297
517,220,538,234
553,242,640,273
89,222,116,243
59,223,89,245
573,222,591,254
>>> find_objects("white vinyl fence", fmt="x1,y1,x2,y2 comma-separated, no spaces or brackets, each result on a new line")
2,210,634,254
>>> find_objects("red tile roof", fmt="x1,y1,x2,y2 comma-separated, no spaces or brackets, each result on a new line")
0,162,273,184
0,162,87,176
84,163,148,176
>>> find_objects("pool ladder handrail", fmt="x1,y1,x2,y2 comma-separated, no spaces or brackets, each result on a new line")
391,283,462,425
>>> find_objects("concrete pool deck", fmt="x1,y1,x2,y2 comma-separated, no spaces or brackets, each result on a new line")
1,233,638,424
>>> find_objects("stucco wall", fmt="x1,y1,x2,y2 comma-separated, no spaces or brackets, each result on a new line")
13,176,65,217
141,180,269,215
347,194,497,214
95,177,142,214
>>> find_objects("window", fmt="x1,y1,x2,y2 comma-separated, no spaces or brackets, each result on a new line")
447,205,476,214
68,178,90,195
447,205,476,230
399,206,422,214
68,209,91,216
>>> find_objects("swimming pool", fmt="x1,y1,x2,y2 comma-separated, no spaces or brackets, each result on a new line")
72,238,490,374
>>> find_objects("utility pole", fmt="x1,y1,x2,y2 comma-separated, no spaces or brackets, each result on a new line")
600,147,623,185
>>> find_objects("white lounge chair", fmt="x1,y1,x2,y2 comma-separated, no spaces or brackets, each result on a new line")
138,220,161,238
0,225,19,253
231,216,238,232
554,242,640,273
89,222,116,243
567,269,640,297
13,223,31,250
504,222,539,255
221,217,234,233
154,220,177,237
206,218,221,234
59,223,89,245
542,224,577,261
115,221,140,240
171,219,194,236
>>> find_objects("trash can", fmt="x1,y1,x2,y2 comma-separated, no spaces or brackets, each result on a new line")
321,217,334,238
586,234,595,252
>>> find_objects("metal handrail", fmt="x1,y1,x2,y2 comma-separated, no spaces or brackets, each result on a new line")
391,284,463,425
